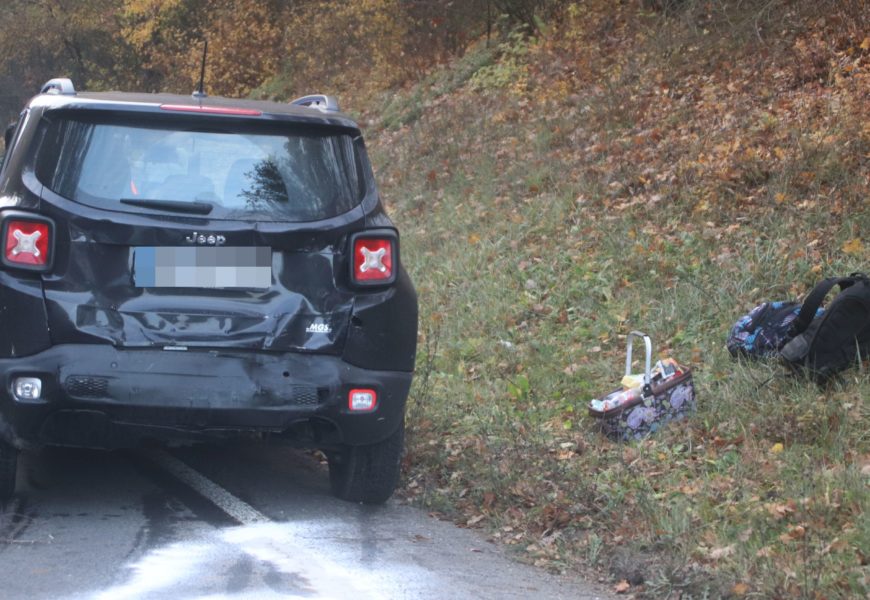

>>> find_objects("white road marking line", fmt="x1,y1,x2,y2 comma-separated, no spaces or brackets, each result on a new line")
134,449,386,600
140,449,270,525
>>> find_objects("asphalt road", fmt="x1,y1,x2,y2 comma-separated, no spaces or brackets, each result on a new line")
0,442,612,599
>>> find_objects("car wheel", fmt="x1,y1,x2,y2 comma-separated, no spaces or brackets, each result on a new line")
0,440,18,503
328,421,404,504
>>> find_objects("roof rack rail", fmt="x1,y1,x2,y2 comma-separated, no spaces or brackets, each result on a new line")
40,78,77,96
290,95,340,113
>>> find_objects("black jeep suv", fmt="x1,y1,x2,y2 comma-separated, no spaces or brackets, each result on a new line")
0,79,417,504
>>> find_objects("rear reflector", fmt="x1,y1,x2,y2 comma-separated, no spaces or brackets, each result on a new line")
352,235,396,285
348,389,377,412
2,215,53,270
160,104,263,116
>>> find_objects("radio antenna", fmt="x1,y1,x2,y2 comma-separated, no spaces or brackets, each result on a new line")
192,40,208,99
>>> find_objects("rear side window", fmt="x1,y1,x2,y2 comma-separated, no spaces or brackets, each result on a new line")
36,114,364,221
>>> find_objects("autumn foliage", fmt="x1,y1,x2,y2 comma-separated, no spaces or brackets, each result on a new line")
0,0,555,119
1,1,868,597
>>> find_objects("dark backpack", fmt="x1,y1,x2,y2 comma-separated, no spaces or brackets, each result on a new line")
727,301,822,358
780,274,870,382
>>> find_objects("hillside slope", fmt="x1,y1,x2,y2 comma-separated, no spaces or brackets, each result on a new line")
364,2,869,597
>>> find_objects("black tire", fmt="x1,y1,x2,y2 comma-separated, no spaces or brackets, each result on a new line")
328,422,404,504
0,440,18,503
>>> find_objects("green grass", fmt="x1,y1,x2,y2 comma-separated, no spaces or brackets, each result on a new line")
376,40,497,131
366,3,869,597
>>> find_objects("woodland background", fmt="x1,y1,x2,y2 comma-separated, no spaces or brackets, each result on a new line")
2,1,869,598
0,0,550,120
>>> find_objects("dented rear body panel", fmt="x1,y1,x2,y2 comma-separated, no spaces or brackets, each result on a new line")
0,89,417,452
37,190,361,355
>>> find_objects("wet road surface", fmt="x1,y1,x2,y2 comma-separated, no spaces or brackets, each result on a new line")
0,443,612,599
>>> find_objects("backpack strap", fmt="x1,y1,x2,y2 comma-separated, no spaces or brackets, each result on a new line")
746,303,773,332
792,276,858,334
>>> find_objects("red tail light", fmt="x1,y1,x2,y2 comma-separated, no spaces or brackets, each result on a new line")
1,214,54,271
348,389,378,412
350,231,397,285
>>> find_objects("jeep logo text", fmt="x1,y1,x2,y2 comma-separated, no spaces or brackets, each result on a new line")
185,232,226,246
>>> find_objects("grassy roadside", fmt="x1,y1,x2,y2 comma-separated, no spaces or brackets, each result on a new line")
364,2,869,597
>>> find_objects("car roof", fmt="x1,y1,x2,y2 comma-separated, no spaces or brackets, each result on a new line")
27,90,360,130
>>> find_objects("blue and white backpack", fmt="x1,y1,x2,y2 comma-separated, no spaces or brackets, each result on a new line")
727,300,824,358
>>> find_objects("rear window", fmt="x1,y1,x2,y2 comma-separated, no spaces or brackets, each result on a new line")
36,114,365,221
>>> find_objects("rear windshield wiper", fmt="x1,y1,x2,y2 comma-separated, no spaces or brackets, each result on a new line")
120,198,214,215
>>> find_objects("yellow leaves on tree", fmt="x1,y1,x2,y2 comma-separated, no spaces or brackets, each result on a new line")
120,0,202,92
282,0,414,99
120,0,284,97
0,0,131,97
205,0,282,98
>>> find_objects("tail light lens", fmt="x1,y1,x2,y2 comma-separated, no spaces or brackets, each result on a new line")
348,388,377,412
350,230,397,286
1,213,54,271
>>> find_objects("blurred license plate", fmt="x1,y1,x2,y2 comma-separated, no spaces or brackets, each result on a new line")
133,247,271,289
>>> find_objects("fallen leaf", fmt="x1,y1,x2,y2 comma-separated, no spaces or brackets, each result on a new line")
732,582,750,596
765,501,796,520
779,525,806,542
680,484,700,496
466,514,485,527
614,580,631,593
822,538,848,555
842,238,864,255
770,442,784,454
709,545,735,560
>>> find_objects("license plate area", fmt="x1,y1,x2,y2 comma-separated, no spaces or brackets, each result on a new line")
133,247,272,289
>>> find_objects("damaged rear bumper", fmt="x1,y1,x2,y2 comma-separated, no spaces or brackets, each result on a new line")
0,345,412,450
